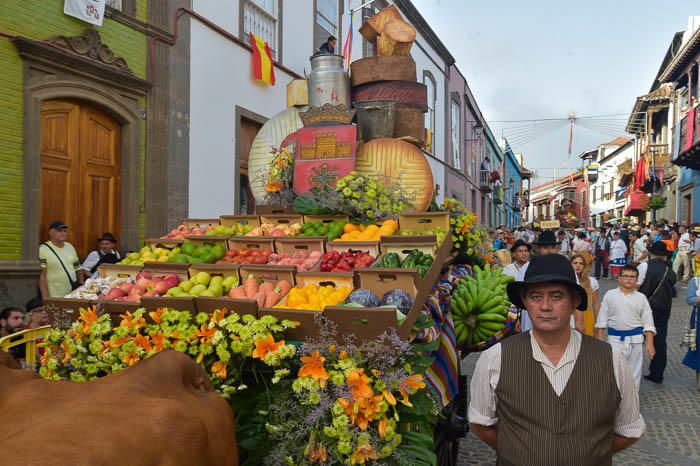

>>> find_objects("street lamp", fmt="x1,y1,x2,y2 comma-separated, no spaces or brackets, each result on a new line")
465,121,484,142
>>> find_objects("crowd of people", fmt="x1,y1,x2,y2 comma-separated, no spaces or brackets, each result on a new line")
469,220,700,463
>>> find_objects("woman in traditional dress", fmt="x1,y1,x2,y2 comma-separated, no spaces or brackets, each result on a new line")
608,231,628,279
571,253,600,336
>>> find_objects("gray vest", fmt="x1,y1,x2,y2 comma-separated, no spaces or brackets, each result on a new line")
495,333,621,466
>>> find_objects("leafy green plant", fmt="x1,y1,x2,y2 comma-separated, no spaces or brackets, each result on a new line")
648,195,666,210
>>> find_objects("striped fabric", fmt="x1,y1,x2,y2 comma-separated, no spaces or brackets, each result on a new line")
496,333,620,465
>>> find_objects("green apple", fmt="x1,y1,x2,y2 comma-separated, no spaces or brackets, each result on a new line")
210,276,224,286
179,280,194,292
189,284,208,296
171,289,187,297
140,246,151,254
208,283,224,297
194,271,211,286
128,252,140,260
222,276,238,291
199,289,216,297
166,286,179,296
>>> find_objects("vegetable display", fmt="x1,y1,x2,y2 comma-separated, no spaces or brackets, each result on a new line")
335,219,398,241
245,223,302,237
166,271,238,297
319,250,375,272
299,220,346,241
216,248,272,265
374,249,433,278
451,264,513,346
228,276,293,308
379,289,414,315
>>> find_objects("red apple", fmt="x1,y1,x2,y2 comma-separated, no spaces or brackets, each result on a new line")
107,288,127,299
164,275,179,288
153,281,170,295
125,294,140,303
119,282,133,294
136,278,152,290
143,290,161,297
130,285,145,297
136,271,152,281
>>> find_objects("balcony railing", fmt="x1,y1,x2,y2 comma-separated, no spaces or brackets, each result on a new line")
479,170,492,193
243,1,278,59
673,110,700,168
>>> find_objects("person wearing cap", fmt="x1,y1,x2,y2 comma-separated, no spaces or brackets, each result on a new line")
80,232,121,279
503,239,530,279
38,221,82,299
639,241,677,384
468,254,644,464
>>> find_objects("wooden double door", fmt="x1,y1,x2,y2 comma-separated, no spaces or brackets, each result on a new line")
40,100,121,259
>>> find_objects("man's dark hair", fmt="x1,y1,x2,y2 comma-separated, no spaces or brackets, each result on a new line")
26,297,43,312
613,231,620,236
630,230,639,237
328,35,337,43
1,307,23,321
656,223,664,229
660,230,671,240
620,264,639,277
577,232,586,239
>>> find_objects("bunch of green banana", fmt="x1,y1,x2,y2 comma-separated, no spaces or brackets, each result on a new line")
452,264,514,346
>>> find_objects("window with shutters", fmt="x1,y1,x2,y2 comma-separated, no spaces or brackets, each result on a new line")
106,0,136,16
242,0,280,59
451,99,461,169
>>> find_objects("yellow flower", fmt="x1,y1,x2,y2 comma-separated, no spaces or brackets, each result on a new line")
211,360,227,379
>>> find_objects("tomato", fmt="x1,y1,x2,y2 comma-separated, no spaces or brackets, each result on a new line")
243,257,254,264
252,256,268,264
250,249,262,257
238,248,251,257
232,256,244,264
261,249,273,257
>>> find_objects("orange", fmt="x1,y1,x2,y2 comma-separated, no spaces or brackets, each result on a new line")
344,223,359,234
359,224,367,232
383,219,398,231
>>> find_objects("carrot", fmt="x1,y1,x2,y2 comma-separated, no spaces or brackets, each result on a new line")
264,287,282,307
277,280,292,296
259,282,275,296
244,275,259,298
254,291,265,308
229,286,247,299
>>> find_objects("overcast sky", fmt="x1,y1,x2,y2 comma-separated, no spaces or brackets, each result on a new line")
412,0,699,185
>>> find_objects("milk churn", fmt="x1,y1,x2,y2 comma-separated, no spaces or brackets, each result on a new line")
306,54,351,108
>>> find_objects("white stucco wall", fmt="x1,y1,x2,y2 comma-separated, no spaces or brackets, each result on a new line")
189,1,312,216
588,143,634,218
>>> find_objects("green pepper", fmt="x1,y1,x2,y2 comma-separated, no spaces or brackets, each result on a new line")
383,253,401,268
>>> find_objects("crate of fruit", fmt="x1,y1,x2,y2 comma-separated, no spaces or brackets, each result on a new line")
334,219,398,242
144,238,184,250
269,238,324,272
302,215,349,224
261,272,354,341
398,212,449,245
97,263,143,279
221,241,274,266
218,215,260,236
176,264,241,298
228,264,296,308
326,240,381,258
227,237,276,255
318,249,376,273
181,218,221,229
299,218,347,242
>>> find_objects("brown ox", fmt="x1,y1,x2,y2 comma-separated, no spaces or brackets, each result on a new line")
0,350,239,466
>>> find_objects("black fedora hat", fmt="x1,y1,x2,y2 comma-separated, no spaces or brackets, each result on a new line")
532,230,560,246
510,239,531,252
507,254,587,311
647,241,671,256
97,232,117,243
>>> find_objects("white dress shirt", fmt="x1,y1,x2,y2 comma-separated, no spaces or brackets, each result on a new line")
468,330,646,438
636,262,648,286
503,261,527,279
595,288,656,343
609,239,628,261
633,238,647,262
678,232,692,253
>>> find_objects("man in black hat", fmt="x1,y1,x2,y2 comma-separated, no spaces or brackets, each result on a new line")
639,241,677,384
503,239,530,279
38,221,82,298
468,254,644,464
532,230,560,256
80,232,121,279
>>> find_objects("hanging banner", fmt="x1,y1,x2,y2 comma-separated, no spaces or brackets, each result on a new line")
250,33,276,85
64,0,105,26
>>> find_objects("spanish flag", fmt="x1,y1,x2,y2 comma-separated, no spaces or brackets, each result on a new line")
250,33,275,85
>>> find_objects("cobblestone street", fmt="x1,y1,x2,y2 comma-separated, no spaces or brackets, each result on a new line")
458,278,700,466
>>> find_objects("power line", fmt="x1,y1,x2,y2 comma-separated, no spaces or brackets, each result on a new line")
487,111,646,123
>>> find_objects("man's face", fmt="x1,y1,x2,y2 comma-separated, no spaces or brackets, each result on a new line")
49,227,68,242
513,246,529,264
680,226,687,234
329,38,337,48
537,244,558,255
630,233,638,242
522,283,578,333
99,240,115,252
1,311,24,334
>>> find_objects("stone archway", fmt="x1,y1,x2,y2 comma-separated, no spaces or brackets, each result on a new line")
13,30,151,260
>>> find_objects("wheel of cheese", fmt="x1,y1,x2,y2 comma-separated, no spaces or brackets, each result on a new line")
393,106,424,147
355,138,434,211
352,81,427,112
350,56,416,86
248,107,306,202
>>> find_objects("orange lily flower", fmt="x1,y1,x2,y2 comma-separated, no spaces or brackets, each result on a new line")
398,374,426,406
338,351,348,360
211,361,227,379
350,443,379,465
121,350,140,366
252,333,284,361
346,369,373,400
382,390,397,407
378,416,389,439
60,340,71,364
308,443,328,463
120,311,145,331
148,308,165,324
102,336,127,355
134,333,152,352
194,324,216,345
151,331,166,352
337,398,371,431
210,309,227,324
78,306,100,333
298,351,329,382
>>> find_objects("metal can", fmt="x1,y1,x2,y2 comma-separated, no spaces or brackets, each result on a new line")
307,54,350,109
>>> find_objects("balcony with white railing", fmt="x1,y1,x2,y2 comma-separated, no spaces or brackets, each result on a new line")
243,0,278,59
479,170,492,193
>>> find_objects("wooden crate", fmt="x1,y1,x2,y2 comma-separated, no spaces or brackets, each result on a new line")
194,296,257,318
96,301,140,327
184,236,230,250
219,215,261,228
274,237,325,255
379,235,438,259
326,241,381,257
145,238,184,250
260,214,304,226
255,205,296,215
188,263,240,282
97,263,142,279
398,212,450,236
227,237,276,253
182,218,220,228
302,215,349,224
139,296,197,314
142,262,191,281
43,298,93,328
